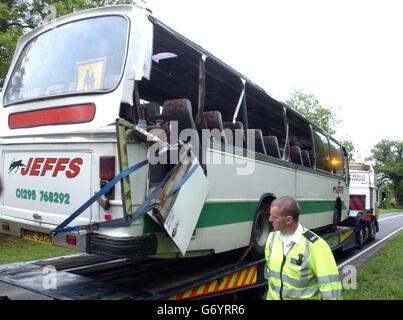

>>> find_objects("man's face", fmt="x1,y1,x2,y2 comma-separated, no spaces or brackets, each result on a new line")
268,206,291,232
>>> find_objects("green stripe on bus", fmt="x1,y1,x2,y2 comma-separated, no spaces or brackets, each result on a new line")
143,202,256,234
299,201,334,214
196,202,257,228
143,200,341,234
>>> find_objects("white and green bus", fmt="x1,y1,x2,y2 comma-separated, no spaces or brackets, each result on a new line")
0,5,349,259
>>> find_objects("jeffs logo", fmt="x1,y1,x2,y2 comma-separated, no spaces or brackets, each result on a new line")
8,157,83,178
8,158,26,174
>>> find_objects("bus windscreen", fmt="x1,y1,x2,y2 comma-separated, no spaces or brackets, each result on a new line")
4,15,128,106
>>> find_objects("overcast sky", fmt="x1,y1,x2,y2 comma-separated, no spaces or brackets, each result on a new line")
147,0,402,158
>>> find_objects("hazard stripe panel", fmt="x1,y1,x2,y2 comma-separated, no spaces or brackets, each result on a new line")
166,265,258,300
340,230,354,243
9,104,96,129
349,195,366,211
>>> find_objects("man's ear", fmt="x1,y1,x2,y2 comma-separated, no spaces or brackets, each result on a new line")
286,216,293,225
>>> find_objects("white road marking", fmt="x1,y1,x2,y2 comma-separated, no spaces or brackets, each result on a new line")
338,226,403,269
378,213,403,222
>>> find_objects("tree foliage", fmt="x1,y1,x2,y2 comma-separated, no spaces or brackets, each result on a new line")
340,139,355,161
286,89,339,135
0,0,135,88
371,139,403,205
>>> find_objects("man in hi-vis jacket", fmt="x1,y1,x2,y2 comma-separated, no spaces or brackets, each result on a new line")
265,196,343,300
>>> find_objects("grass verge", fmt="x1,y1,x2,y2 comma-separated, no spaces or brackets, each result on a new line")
0,234,78,265
343,231,403,300
379,207,403,214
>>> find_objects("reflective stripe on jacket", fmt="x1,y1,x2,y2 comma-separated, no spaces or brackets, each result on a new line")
265,228,343,300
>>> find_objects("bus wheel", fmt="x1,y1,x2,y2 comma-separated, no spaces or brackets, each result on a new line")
356,227,364,249
250,208,272,260
331,202,341,232
368,220,376,242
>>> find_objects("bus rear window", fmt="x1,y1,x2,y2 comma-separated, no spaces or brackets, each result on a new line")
329,140,344,176
4,15,128,106
313,130,331,172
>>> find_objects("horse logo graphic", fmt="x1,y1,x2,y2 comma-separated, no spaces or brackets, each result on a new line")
8,159,26,174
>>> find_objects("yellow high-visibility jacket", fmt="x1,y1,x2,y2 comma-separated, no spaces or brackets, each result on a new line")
265,228,343,300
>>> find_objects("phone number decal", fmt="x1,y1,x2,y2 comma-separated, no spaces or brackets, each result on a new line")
16,188,70,204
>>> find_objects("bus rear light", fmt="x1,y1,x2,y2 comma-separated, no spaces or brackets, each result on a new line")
100,156,115,201
104,213,112,221
66,235,77,246
9,104,96,129
2,223,10,231
100,156,115,180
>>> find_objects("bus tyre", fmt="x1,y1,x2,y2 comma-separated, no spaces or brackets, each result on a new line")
368,220,376,242
356,227,364,249
250,209,272,260
331,202,341,232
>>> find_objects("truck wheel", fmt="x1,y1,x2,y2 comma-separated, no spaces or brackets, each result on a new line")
368,220,376,242
250,208,272,260
375,218,380,232
356,227,364,249
363,222,370,244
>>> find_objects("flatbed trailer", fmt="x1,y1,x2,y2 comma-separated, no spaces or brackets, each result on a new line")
0,249,264,300
0,222,375,300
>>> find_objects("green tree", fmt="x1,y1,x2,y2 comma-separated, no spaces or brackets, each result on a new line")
371,139,403,206
286,89,339,135
0,1,24,88
0,0,135,88
340,139,356,161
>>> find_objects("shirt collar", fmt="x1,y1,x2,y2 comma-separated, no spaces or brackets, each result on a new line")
279,223,304,246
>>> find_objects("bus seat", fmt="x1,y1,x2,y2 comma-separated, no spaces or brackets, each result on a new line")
290,146,303,165
203,111,224,130
162,99,197,133
223,121,245,147
301,149,312,168
144,102,161,122
203,111,227,143
263,136,281,158
247,129,267,155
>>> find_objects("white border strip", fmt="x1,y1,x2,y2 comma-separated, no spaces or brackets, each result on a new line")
378,213,403,222
338,226,403,269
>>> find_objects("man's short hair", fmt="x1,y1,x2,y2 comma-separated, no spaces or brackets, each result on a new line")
271,196,300,221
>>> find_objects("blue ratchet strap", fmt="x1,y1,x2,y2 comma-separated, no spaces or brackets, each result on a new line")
51,159,148,234
93,163,200,230
53,182,162,234
52,162,200,235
